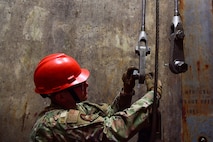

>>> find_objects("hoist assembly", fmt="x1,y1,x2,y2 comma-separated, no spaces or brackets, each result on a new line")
134,0,161,142
169,0,188,74
134,0,150,84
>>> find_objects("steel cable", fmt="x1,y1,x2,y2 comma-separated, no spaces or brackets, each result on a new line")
149,0,160,141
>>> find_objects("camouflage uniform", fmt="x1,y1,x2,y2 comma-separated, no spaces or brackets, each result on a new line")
30,90,154,142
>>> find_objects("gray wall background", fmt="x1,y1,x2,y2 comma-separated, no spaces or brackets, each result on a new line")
0,0,212,142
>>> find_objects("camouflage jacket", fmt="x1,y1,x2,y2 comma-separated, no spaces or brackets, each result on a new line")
30,91,154,142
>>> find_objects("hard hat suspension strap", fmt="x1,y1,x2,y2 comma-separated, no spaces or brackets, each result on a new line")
68,88,81,103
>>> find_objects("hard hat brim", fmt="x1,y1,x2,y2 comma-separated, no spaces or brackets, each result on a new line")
72,68,90,86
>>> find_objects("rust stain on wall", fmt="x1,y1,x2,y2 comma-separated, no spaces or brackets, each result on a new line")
197,61,201,72
179,0,185,21
179,0,185,10
21,101,28,131
204,64,209,70
212,0,213,14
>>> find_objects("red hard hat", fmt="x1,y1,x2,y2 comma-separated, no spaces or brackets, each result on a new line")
34,53,90,94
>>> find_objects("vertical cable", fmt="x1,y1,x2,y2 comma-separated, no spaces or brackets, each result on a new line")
141,0,146,31
149,0,160,141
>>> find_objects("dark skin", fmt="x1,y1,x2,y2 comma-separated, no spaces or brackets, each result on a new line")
50,82,89,109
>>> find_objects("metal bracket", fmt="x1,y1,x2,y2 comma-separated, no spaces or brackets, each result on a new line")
169,14,188,74
135,31,150,83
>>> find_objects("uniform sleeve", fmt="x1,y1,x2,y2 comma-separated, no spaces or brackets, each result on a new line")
103,91,154,141
110,89,135,113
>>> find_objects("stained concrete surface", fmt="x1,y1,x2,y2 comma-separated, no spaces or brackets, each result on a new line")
1,0,209,141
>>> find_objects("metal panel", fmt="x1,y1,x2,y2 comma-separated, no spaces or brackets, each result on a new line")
182,0,213,141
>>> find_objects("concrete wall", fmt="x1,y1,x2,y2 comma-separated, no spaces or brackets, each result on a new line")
1,0,212,141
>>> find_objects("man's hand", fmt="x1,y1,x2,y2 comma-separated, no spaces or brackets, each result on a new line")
145,73,162,99
122,66,138,93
